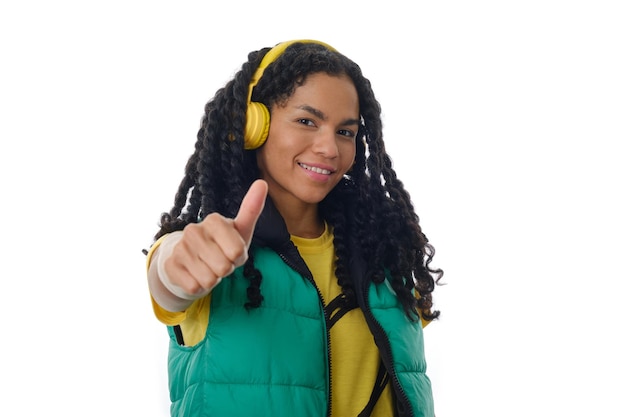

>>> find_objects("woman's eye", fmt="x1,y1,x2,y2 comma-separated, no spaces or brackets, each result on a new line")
298,118,315,127
338,129,356,138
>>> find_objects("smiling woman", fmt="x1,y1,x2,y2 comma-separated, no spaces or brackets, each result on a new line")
144,39,443,417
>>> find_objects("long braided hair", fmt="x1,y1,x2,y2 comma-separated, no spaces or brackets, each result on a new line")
151,41,442,321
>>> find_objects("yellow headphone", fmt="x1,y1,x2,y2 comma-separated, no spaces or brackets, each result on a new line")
243,39,338,149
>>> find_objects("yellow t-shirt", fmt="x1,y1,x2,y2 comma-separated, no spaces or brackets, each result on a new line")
147,226,394,416
290,226,394,417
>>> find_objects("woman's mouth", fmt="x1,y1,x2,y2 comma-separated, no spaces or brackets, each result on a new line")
298,162,332,175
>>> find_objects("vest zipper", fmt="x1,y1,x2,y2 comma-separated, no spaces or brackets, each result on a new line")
277,243,333,417
362,285,414,417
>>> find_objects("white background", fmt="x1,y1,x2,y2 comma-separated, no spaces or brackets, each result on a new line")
1,1,625,416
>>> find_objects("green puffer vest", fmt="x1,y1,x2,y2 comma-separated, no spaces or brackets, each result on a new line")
166,200,434,417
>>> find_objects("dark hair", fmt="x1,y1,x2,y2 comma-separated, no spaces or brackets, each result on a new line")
152,42,442,321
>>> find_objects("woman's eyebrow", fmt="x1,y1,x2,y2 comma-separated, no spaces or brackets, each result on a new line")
298,105,327,120
298,104,360,126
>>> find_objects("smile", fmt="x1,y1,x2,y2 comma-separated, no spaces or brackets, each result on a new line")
298,163,332,175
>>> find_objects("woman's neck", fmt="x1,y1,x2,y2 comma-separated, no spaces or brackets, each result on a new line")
273,199,324,238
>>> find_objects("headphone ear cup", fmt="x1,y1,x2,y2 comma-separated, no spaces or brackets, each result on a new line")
244,101,270,149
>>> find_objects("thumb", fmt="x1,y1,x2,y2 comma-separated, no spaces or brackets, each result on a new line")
234,179,268,245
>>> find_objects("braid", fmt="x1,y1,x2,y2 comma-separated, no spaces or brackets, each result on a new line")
243,251,264,309
362,84,442,321
153,49,267,307
320,180,357,308
154,122,205,240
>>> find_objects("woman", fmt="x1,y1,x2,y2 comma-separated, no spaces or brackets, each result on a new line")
145,39,442,417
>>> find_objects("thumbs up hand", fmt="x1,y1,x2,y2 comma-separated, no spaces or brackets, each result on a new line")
150,180,268,309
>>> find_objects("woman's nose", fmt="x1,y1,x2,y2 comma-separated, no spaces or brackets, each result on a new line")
312,129,339,158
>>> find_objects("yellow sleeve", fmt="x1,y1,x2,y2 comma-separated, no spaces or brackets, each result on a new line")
145,234,211,344
145,235,168,271
151,297,189,326
145,235,188,326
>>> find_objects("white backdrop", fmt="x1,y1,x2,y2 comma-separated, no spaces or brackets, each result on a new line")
1,1,625,416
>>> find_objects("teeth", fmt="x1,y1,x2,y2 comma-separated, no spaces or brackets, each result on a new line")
299,163,331,175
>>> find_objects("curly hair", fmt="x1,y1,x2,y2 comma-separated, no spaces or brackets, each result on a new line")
152,41,442,321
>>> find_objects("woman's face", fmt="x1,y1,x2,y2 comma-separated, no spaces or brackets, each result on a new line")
256,72,359,210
